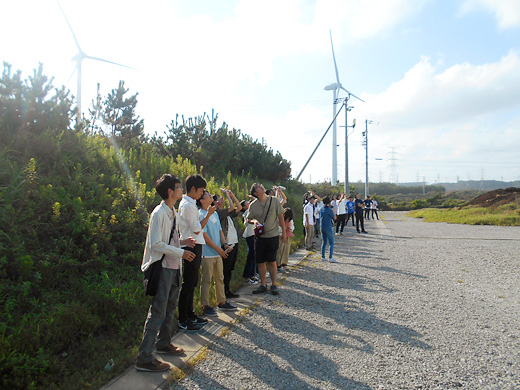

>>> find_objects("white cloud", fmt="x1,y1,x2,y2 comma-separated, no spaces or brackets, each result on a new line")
460,0,520,30
364,50,520,128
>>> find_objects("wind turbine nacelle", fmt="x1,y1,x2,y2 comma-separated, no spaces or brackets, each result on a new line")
324,83,339,91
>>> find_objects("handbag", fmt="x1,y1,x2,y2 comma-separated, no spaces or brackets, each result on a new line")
254,197,272,237
143,217,176,296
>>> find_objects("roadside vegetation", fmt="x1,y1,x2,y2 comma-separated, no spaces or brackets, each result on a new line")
0,64,304,390
409,188,520,226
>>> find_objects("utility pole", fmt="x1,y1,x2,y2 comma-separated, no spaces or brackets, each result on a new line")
363,120,377,197
343,97,355,195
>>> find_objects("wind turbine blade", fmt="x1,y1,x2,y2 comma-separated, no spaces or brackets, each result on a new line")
340,86,365,103
56,0,83,53
65,66,77,87
330,30,341,85
84,55,136,70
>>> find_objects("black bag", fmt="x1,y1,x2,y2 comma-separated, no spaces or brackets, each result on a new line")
143,260,163,296
254,197,272,237
143,216,176,296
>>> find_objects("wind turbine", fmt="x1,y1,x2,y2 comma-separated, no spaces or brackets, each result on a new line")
56,1,133,123
324,31,364,186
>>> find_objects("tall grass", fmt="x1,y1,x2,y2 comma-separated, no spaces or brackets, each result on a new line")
409,204,520,226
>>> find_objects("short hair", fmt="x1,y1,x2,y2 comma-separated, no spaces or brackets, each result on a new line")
284,208,293,222
155,174,181,200
265,189,272,196
250,182,261,198
322,196,331,206
185,174,206,192
240,200,247,208
196,189,209,209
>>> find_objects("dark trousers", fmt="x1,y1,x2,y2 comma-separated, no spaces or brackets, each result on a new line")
364,208,370,219
372,209,379,219
356,212,365,232
177,244,202,323
335,214,346,233
346,212,355,226
242,235,256,279
223,243,238,293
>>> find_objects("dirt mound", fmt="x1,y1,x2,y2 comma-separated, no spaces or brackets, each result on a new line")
466,187,520,208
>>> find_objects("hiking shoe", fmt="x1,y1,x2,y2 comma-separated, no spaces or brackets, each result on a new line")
329,258,338,263
189,316,208,325
270,285,279,295
247,278,259,284
156,344,185,356
135,359,171,372
218,301,237,311
226,291,240,298
253,284,268,294
178,320,202,332
362,230,368,234
203,306,218,317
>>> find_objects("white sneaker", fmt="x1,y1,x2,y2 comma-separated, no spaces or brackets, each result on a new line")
329,258,337,263
266,272,271,278
321,258,328,262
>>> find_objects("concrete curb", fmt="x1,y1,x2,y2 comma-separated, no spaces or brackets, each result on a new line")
99,248,310,390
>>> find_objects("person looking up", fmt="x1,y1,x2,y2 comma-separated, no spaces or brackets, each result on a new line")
247,183,287,295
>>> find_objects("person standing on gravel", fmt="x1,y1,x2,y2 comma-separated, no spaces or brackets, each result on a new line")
177,175,216,332
198,190,237,316
346,195,355,226
320,196,337,262
336,193,347,235
355,193,367,233
136,174,196,372
303,195,316,250
214,189,242,298
371,198,379,220
247,183,287,295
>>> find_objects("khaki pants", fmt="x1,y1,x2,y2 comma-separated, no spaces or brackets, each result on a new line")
305,225,315,249
200,256,226,306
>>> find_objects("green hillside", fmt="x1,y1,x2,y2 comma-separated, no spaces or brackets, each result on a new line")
0,64,304,389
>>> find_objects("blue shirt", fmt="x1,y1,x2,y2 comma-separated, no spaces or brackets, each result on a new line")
200,209,222,257
319,207,335,230
346,200,355,213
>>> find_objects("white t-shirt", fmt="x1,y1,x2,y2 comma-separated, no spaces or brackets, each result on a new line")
371,200,378,210
303,202,315,226
226,216,239,244
338,199,347,215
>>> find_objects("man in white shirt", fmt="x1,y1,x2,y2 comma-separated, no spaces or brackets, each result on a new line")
336,193,347,235
136,174,196,372
304,196,316,250
177,175,216,332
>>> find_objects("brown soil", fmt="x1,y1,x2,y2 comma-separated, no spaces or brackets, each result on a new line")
465,187,520,208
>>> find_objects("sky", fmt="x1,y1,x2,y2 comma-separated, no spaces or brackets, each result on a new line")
2,0,520,185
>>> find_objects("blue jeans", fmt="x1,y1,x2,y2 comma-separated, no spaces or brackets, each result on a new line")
242,235,256,279
321,226,335,259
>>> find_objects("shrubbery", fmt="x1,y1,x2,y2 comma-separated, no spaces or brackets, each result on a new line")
0,64,303,389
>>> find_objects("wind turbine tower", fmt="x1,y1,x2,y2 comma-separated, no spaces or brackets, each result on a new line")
324,31,364,186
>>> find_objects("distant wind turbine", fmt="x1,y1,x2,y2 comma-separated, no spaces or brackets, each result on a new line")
324,30,364,185
56,1,134,123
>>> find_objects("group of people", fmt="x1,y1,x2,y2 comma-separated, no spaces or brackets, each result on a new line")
302,192,379,262
136,174,294,372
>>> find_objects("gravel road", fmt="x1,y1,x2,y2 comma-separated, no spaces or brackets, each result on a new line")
171,212,520,390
